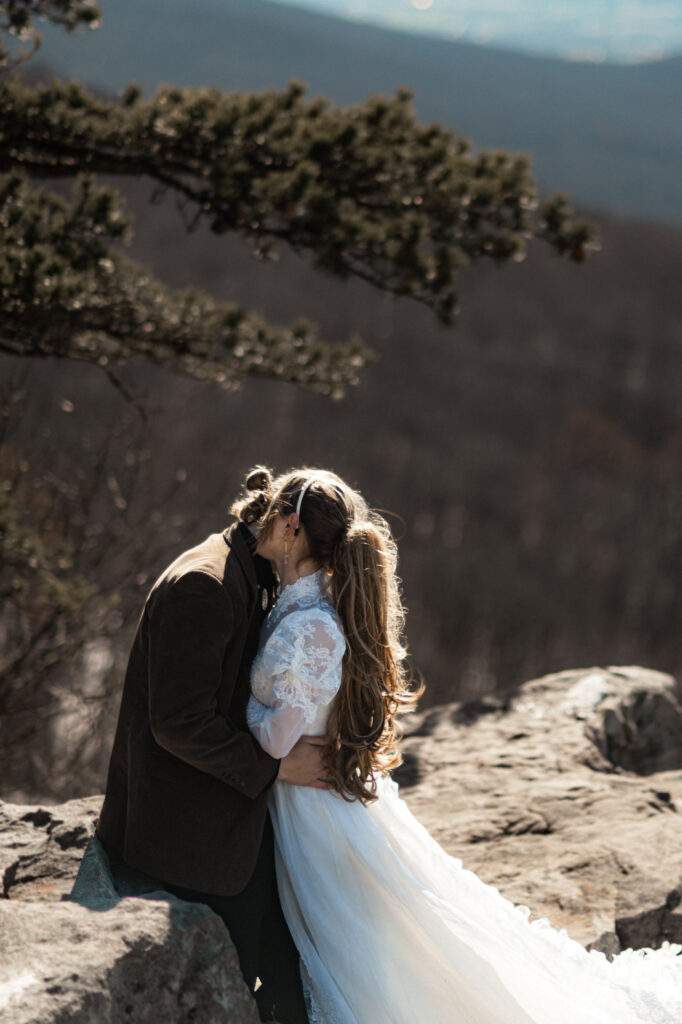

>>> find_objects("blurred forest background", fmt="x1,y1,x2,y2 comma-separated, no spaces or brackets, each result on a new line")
2,0,681,802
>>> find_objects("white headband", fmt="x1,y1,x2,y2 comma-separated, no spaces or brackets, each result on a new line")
295,480,313,522
293,476,345,531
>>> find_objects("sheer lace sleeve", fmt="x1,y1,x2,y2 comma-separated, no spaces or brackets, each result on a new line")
249,608,345,759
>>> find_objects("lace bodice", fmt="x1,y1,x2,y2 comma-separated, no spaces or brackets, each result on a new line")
248,570,346,759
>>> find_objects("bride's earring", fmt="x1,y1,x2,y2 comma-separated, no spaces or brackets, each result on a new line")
283,537,289,569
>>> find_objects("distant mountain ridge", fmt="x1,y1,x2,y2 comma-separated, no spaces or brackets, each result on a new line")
36,0,682,224
268,0,682,64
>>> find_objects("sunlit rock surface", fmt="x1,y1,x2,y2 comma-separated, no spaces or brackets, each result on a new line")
0,801,263,1022
0,796,101,901
0,895,261,1023
398,666,682,954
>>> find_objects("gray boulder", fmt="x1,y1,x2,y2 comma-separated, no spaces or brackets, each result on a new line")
0,798,263,1022
0,895,261,1023
0,796,101,901
399,665,682,955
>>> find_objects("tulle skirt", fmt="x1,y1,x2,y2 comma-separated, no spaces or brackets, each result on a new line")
269,776,682,1024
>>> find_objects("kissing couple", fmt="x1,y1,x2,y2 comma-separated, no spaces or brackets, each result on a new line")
97,466,682,1024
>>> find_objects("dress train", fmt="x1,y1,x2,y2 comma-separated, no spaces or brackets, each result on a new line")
270,776,682,1024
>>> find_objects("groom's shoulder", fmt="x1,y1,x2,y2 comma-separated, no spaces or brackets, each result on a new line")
148,524,251,599
162,531,229,581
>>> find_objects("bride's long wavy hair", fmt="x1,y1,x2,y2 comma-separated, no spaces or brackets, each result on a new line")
232,465,422,803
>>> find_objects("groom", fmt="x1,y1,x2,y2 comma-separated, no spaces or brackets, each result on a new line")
96,506,324,1022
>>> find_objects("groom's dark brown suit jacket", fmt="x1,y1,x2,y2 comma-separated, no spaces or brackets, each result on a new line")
96,523,279,896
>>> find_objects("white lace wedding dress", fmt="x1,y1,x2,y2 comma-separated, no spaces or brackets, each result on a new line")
247,571,682,1024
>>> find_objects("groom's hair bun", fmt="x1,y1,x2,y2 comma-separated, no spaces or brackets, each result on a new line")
230,465,273,524
246,467,272,493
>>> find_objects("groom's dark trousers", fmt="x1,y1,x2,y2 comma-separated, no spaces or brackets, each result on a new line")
96,523,308,1023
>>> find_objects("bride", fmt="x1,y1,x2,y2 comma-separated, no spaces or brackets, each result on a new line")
240,466,682,1024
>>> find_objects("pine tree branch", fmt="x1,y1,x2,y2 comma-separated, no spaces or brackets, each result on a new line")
0,0,100,66
0,77,597,324
0,171,371,395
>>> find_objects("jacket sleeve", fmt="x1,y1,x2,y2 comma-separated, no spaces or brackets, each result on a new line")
147,570,279,799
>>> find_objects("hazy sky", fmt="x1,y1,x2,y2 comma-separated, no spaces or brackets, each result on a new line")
271,0,682,62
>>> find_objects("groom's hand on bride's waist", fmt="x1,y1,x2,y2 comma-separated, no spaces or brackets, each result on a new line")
278,736,333,789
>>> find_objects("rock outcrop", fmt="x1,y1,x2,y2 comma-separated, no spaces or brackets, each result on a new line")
1,896,260,1024
1,665,682,1020
397,665,682,955
0,800,262,1022
0,795,101,902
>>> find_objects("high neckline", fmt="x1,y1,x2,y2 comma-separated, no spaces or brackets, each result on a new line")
274,568,329,615
279,568,325,598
